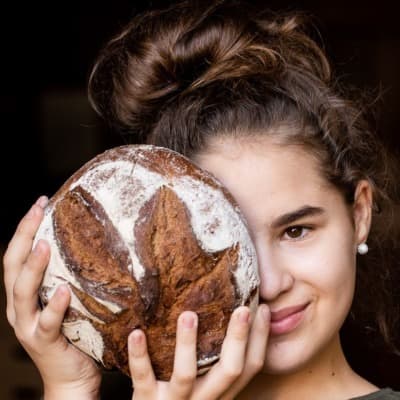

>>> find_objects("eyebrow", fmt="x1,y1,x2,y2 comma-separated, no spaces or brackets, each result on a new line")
271,206,325,229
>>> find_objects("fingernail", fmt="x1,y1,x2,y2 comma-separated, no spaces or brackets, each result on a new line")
131,329,143,345
56,284,69,297
181,312,197,329
238,308,250,324
36,196,49,209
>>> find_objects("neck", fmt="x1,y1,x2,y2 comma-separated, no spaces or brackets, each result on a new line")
238,335,377,400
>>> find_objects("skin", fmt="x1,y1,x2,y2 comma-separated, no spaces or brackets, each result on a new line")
3,134,378,399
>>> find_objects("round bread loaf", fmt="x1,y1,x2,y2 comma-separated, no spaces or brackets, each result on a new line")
35,144,259,380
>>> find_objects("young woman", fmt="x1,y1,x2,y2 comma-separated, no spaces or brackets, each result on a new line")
3,1,399,399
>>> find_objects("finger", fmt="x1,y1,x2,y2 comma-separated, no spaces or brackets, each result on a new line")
3,197,48,307
36,284,71,343
128,329,156,397
217,306,250,376
12,240,50,328
242,304,270,375
193,306,251,399
169,311,198,399
220,304,270,400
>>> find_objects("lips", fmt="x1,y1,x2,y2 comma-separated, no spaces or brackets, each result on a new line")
269,302,309,336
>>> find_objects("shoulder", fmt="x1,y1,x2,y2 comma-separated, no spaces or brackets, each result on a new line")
351,388,400,399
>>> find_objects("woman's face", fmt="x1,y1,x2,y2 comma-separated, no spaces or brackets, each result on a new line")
194,136,368,375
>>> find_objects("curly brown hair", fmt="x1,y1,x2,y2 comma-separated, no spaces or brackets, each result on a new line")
88,0,399,359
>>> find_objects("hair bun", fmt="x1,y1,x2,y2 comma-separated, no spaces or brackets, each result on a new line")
88,1,330,144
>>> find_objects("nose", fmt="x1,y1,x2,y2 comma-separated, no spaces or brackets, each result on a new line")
255,241,295,302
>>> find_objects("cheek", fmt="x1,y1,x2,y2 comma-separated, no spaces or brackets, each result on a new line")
295,224,357,297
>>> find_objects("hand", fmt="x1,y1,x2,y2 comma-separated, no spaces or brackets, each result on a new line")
3,196,102,400
128,304,270,400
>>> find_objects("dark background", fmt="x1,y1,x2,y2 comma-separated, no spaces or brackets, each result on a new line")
1,1,399,398
2,1,400,240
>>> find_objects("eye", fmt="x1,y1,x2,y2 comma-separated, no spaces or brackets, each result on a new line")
283,225,310,240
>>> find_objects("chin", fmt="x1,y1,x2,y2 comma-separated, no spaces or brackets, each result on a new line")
262,355,310,376
261,332,313,374
263,329,343,378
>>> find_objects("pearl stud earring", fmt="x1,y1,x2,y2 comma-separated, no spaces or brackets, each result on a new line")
357,243,369,255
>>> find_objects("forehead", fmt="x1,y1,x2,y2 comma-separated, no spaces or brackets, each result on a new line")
194,136,341,225
195,135,327,189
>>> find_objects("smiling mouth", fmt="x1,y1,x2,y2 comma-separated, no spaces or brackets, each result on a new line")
269,302,310,336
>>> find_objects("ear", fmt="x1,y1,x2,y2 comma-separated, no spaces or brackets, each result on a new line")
352,180,373,245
